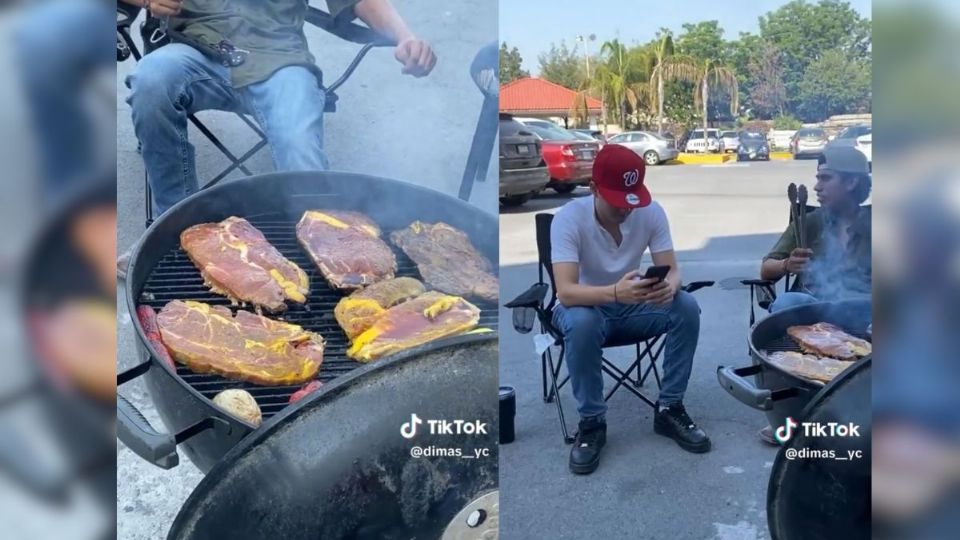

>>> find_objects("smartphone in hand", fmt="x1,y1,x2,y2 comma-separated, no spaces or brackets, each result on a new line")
641,265,670,283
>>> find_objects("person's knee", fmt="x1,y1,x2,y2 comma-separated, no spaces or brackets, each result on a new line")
769,292,817,313
559,307,602,340
670,290,700,323
127,49,191,112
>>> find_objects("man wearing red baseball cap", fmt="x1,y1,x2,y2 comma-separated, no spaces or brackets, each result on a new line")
550,144,710,475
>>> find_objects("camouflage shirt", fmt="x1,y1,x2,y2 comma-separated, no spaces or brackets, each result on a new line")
171,0,359,88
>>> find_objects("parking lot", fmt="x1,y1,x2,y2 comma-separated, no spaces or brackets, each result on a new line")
499,159,819,540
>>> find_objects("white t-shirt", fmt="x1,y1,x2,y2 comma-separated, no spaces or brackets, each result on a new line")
551,195,673,288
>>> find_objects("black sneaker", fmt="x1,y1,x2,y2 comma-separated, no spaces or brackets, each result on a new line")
569,417,606,475
654,402,711,453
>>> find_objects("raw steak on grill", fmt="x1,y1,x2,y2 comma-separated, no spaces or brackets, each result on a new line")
157,300,324,386
786,322,872,361
389,221,498,303
335,277,426,340
767,351,854,383
181,217,309,312
296,210,397,290
347,291,480,362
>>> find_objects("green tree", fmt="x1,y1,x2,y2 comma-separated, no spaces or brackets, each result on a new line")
747,42,787,118
759,0,871,114
499,42,529,84
796,49,871,121
537,41,586,90
666,57,739,142
593,39,652,129
648,30,697,133
677,21,727,63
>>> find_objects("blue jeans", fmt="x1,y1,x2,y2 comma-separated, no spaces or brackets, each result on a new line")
552,290,701,419
769,292,818,313
15,0,113,203
126,43,328,215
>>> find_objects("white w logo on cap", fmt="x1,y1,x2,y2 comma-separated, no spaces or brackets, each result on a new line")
623,169,639,187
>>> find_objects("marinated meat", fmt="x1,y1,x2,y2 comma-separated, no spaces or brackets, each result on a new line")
767,351,854,383
71,205,117,295
347,291,480,362
157,300,324,386
296,210,397,290
137,305,175,369
289,380,323,404
181,217,309,312
31,300,116,402
787,322,872,360
389,221,498,303
334,277,426,340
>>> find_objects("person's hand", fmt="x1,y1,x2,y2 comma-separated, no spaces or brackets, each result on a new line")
395,38,436,77
613,271,660,304
783,248,813,274
146,0,183,17
644,279,677,307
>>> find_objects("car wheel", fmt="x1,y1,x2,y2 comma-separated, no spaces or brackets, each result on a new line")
500,193,531,207
643,151,660,166
552,184,577,194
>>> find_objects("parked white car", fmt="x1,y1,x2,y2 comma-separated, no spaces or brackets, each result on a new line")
685,128,721,153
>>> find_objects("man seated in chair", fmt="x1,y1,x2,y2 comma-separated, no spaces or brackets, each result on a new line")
755,145,871,446
760,146,872,313
551,144,711,475
120,0,436,216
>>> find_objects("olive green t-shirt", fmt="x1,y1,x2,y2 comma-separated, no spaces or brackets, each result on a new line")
171,0,359,88
764,206,872,300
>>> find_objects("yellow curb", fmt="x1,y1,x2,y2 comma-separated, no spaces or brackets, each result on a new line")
770,152,793,161
675,153,734,165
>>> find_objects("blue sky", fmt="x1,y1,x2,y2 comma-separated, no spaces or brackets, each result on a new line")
500,0,873,74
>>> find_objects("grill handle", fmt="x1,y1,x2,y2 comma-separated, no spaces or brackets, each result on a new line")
117,394,179,469
717,364,800,411
117,360,227,470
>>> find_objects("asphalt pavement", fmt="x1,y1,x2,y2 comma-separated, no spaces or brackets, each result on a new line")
498,159,821,540
116,2,496,537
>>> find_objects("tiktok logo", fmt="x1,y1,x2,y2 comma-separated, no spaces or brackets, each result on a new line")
401,413,423,439
775,417,798,444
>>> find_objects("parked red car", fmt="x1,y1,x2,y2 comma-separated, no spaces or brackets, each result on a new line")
519,122,598,194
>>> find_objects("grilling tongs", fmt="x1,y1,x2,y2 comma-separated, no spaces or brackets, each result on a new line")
787,183,808,250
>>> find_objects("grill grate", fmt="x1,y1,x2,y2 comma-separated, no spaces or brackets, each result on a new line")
759,336,803,355
138,219,498,420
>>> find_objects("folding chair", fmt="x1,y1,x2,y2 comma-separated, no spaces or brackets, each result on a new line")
116,4,390,227
505,213,714,443
741,203,872,327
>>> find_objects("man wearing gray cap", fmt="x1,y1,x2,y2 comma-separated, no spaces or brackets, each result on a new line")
756,145,871,445
760,145,872,312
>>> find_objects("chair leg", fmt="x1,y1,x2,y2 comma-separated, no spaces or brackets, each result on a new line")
545,347,575,444
541,349,550,403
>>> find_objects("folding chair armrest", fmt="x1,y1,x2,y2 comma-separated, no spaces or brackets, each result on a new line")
504,283,549,309
681,281,714,294
306,7,394,46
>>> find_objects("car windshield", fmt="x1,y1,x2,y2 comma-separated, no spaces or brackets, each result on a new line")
721,131,738,138
740,132,764,140
798,128,826,137
526,124,578,141
570,131,596,141
647,132,669,141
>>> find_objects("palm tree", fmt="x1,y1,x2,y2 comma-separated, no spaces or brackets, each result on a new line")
663,57,739,146
594,39,655,129
648,33,696,134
